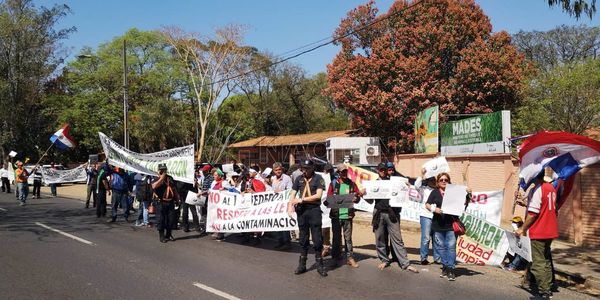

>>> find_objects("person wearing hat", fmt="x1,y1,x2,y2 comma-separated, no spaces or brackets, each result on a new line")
503,216,526,272
151,163,180,243
366,162,419,273
516,168,558,299
288,159,328,277
245,168,266,193
15,161,31,206
326,163,362,268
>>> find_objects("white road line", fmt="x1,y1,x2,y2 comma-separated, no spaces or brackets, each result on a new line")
192,282,242,300
34,222,95,246
0,207,6,211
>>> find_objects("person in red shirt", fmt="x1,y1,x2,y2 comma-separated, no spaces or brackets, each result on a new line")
245,168,266,193
516,168,558,299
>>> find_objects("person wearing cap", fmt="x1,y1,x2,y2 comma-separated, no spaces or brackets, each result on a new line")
245,168,266,193
227,171,242,192
288,159,328,277
503,216,526,272
151,163,180,243
15,161,30,206
271,162,293,250
516,168,559,299
326,163,362,268
366,162,419,273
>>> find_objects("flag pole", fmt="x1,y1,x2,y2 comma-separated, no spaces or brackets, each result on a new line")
32,140,56,171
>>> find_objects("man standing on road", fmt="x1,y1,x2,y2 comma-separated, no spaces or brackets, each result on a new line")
176,179,200,232
516,168,558,299
15,161,30,206
108,167,129,223
152,163,179,243
288,160,328,277
49,162,58,197
271,162,293,250
32,167,42,199
1,164,10,193
96,163,110,218
199,164,213,235
365,163,419,274
85,163,98,208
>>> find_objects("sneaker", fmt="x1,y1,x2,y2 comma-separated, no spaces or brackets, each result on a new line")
440,266,448,278
135,221,144,227
421,260,430,265
107,218,116,223
19,202,26,206
447,268,456,281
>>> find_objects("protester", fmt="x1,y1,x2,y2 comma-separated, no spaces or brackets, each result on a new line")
32,167,42,199
327,163,361,268
134,174,153,227
288,159,328,277
108,167,130,223
96,163,110,218
503,216,527,272
271,162,293,250
516,168,558,299
321,163,336,258
365,162,419,273
210,167,229,241
152,163,179,243
245,168,266,193
49,162,58,197
414,168,441,265
1,164,11,193
85,163,98,208
199,164,213,235
228,171,243,192
426,172,471,281
15,161,30,206
177,179,200,232
290,164,303,183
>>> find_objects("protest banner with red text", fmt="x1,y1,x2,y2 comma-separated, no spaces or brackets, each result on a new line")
456,212,509,266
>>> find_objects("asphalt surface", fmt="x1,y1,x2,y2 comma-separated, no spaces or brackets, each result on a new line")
0,191,594,300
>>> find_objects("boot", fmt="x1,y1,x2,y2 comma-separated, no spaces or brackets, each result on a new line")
440,265,448,278
159,230,166,243
294,256,307,275
166,230,175,241
316,254,328,277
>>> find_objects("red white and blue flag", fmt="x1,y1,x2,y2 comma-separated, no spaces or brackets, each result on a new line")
50,124,76,150
519,131,600,190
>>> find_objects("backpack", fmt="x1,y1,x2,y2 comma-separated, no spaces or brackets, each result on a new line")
111,173,127,191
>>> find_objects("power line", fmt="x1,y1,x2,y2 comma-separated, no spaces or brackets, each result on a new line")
212,0,426,85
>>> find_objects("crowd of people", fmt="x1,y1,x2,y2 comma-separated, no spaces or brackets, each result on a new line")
3,155,559,298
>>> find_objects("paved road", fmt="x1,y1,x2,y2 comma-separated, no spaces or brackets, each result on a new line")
0,192,593,300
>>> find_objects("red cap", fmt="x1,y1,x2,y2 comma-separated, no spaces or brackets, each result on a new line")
201,164,212,172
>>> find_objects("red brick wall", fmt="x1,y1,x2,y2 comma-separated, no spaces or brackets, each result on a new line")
581,165,600,247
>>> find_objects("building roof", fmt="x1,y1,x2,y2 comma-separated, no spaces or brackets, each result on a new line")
229,130,353,148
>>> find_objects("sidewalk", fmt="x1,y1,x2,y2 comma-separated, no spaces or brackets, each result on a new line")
37,184,600,295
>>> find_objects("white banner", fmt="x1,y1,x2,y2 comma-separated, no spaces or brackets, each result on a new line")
41,165,87,184
457,212,510,266
422,156,450,178
441,184,468,217
98,132,194,184
465,190,504,226
505,231,532,262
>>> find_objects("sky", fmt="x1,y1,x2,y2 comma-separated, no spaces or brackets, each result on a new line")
36,0,600,75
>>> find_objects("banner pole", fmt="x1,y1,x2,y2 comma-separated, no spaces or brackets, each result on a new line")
32,140,56,171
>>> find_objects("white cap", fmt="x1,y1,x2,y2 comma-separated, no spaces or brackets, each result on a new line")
248,168,258,174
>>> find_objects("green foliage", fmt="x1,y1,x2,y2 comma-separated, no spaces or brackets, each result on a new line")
514,59,600,135
548,0,596,19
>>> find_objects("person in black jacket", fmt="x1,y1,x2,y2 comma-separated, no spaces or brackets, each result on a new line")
152,163,180,243
176,179,200,232
426,172,471,281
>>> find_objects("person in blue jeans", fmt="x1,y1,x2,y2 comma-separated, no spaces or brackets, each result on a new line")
426,172,471,281
415,172,441,265
108,167,130,223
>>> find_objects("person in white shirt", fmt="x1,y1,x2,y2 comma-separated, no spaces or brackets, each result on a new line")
0,164,10,193
414,168,441,265
271,162,293,250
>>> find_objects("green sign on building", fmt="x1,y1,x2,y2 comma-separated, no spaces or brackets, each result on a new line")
440,111,511,155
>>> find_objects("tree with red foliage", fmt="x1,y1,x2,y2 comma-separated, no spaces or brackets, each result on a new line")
326,0,530,151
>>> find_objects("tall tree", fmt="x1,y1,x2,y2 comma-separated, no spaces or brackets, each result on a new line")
513,25,600,71
514,59,600,135
548,0,596,19
327,0,529,151
0,0,74,160
163,25,250,162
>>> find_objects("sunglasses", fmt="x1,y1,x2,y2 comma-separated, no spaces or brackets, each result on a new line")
438,178,449,183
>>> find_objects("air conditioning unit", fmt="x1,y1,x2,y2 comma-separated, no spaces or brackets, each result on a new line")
365,145,380,156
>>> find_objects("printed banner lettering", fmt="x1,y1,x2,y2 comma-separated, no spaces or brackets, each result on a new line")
41,165,88,184
457,213,509,266
441,110,511,155
465,190,504,226
98,132,194,183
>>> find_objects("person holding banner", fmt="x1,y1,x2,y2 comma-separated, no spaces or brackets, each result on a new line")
426,173,471,281
366,163,419,273
414,169,441,265
176,179,200,232
152,163,180,243
326,163,361,268
211,168,229,241
15,161,31,206
288,160,328,277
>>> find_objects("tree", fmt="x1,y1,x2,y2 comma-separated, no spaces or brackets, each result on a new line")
513,25,600,71
63,29,191,154
163,25,250,162
514,59,600,135
548,0,596,19
327,0,529,151
0,0,74,160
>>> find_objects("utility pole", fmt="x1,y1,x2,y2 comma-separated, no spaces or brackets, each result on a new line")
123,39,129,149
